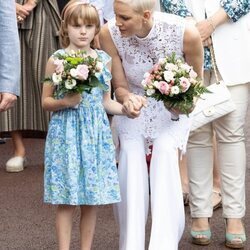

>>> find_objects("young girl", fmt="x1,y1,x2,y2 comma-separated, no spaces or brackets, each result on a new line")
42,1,124,249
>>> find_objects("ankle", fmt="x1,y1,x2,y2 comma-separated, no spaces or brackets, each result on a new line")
13,149,26,158
225,218,244,234
192,218,210,230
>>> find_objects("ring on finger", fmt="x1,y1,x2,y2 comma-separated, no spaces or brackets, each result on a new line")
17,15,23,22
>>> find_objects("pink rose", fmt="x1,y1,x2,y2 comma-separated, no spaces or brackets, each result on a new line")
180,77,191,92
158,81,170,95
76,64,89,80
54,59,64,74
153,63,160,72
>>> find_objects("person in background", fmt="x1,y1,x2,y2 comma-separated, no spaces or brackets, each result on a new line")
0,1,20,145
99,0,203,249
0,0,60,173
160,0,222,210
42,1,124,249
161,0,250,248
0,0,20,112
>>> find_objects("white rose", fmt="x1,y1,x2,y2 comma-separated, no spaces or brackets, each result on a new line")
165,63,178,72
170,86,180,95
153,81,160,88
96,61,104,72
52,73,62,85
65,79,77,89
70,68,78,78
146,88,155,96
163,71,175,82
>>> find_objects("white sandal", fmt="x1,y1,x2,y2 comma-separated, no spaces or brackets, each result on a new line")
6,156,26,172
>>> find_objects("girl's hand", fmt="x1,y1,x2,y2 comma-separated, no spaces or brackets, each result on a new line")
63,93,82,108
123,94,147,118
196,19,214,42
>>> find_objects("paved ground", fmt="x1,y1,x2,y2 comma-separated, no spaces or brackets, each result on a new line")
1,107,250,249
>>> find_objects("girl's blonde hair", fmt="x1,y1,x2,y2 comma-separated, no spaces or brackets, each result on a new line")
60,0,100,48
115,0,156,14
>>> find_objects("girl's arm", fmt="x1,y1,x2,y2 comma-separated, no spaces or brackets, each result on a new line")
102,61,124,116
42,57,81,112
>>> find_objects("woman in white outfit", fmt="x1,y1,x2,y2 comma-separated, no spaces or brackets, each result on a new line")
100,0,203,249
161,0,250,248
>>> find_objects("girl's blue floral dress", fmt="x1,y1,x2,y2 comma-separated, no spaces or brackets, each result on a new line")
44,49,121,205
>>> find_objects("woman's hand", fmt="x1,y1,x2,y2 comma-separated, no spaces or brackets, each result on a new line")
196,19,214,42
16,3,30,22
63,93,82,108
203,37,212,48
122,93,147,118
23,0,37,12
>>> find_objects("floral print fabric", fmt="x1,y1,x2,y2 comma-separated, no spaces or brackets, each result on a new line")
44,50,121,205
160,0,250,70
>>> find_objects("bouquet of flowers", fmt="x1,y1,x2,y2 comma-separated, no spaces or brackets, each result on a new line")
142,53,209,118
45,50,107,97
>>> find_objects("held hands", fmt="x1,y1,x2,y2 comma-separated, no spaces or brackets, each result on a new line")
63,93,82,108
123,93,147,118
0,93,17,112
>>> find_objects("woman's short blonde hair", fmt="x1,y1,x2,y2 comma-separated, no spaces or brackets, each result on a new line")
115,0,156,14
60,0,100,48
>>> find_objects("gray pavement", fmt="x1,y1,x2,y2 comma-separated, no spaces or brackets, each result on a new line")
1,107,250,249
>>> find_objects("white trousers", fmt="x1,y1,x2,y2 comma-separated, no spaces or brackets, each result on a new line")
115,131,185,250
187,71,249,218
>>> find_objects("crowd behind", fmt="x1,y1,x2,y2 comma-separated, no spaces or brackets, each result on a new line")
0,0,250,250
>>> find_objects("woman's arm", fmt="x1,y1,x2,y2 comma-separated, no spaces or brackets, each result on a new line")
196,0,250,42
183,24,204,79
42,57,81,112
99,24,146,118
160,0,192,17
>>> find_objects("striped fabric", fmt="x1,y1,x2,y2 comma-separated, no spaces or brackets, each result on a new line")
0,0,60,132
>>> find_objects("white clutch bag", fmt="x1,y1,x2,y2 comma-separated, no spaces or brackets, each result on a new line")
190,81,236,131
190,46,236,132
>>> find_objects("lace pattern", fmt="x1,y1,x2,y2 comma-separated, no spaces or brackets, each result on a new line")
109,12,191,151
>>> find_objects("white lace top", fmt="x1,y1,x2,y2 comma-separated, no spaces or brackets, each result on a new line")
109,12,192,153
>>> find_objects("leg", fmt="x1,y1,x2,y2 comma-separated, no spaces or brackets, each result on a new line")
115,135,149,250
56,205,76,250
179,154,189,205
11,130,25,157
149,133,184,250
214,84,248,241
6,130,26,172
187,71,214,239
212,135,222,210
80,205,97,250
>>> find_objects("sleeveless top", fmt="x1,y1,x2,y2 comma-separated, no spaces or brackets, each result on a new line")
108,12,191,153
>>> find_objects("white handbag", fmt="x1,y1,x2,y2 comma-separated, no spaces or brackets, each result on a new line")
190,46,236,132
